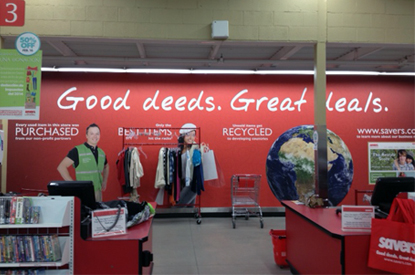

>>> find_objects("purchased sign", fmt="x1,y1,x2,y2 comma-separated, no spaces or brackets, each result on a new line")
92,208,127,238
341,205,375,232
0,0,25,26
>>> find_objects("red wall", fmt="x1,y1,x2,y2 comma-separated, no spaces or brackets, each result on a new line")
6,73,415,207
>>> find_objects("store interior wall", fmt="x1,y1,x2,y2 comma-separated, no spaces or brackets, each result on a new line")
0,0,414,207
0,0,413,45
5,73,415,209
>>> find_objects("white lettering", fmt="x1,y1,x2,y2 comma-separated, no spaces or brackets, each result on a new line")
335,97,347,112
175,96,187,111
256,97,268,111
230,88,308,112
113,90,131,110
188,91,205,111
205,96,215,112
268,97,279,111
378,237,415,255
101,95,112,110
143,90,160,111
326,91,384,113
347,98,362,112
222,127,272,137
294,88,307,111
58,87,131,111
86,96,98,110
143,91,216,112
280,98,295,111
161,96,174,111
57,87,84,110
364,92,373,113
15,126,79,137
372,98,382,113
326,92,334,111
231,89,255,112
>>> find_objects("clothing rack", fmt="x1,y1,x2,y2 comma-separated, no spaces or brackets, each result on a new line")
121,127,203,224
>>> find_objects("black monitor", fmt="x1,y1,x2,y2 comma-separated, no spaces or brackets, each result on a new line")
47,180,97,210
371,177,415,216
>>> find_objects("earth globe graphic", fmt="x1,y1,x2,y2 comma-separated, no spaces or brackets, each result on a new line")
266,125,353,206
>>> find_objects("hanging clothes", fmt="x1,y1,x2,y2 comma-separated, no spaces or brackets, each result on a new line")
116,149,126,187
124,147,133,193
154,145,205,206
116,148,132,193
129,147,144,188
191,149,204,195
154,147,166,189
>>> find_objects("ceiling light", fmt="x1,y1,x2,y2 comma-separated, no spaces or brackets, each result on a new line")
41,67,415,76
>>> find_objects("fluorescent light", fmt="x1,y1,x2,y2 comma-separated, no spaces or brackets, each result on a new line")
378,72,415,76
192,70,255,74
41,67,125,73
326,71,415,76
326,71,380,75
126,68,190,74
41,67,415,76
255,70,314,75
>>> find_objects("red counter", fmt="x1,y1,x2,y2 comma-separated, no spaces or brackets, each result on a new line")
74,201,155,275
282,201,391,275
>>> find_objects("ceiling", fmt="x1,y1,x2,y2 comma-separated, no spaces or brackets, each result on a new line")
1,35,414,73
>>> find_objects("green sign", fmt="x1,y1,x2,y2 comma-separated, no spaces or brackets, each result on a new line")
0,49,42,119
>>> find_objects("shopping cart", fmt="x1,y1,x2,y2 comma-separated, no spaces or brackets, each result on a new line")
231,174,263,229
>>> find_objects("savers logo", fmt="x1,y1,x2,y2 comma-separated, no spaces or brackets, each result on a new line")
378,237,415,255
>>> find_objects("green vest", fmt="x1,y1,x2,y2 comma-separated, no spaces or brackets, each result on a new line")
74,144,106,191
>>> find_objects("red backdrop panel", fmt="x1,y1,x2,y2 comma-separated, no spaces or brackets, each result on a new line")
6,73,415,207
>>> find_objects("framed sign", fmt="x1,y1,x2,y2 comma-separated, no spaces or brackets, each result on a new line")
341,205,375,232
368,142,415,184
91,208,127,238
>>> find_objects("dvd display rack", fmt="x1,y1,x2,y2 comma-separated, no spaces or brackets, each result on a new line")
0,196,74,275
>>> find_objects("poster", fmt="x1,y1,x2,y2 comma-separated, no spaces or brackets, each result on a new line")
368,142,415,184
0,49,42,120
5,74,415,206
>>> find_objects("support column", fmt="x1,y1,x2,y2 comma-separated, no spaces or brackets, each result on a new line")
314,0,328,202
314,42,328,200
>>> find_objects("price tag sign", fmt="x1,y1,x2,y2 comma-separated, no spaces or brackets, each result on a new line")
341,205,375,232
0,0,25,26
91,208,127,238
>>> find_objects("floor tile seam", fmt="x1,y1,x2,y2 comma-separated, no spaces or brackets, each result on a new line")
186,218,202,275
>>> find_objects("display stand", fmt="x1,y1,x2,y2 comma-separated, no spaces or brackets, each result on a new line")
0,196,74,275
0,196,155,274
73,199,155,275
121,127,202,224
282,200,391,275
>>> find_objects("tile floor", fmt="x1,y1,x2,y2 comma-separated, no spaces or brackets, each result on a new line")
151,216,292,275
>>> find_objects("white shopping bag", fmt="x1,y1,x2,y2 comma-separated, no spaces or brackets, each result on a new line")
202,146,218,181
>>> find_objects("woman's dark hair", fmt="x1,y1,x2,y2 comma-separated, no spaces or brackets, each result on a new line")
178,134,194,151
178,135,184,151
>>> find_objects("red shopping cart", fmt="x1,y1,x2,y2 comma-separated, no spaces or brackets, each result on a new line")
231,174,263,229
